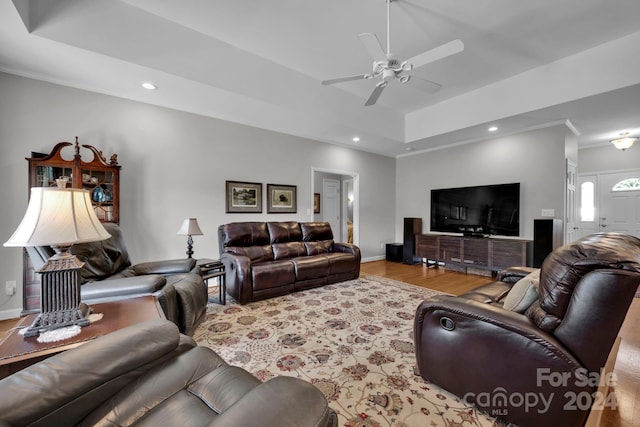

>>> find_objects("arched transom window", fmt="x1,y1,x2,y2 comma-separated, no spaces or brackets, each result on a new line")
612,178,640,192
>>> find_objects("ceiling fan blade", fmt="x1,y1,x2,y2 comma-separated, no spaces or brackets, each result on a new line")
322,74,370,85
407,39,464,69
365,81,387,106
405,75,442,94
358,33,387,61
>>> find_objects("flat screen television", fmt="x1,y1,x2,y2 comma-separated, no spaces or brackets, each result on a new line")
430,183,520,237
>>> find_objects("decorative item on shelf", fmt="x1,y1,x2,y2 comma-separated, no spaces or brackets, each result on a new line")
56,176,69,188
177,218,203,259
610,132,637,151
3,184,110,338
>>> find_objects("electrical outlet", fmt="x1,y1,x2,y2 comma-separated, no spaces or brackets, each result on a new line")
5,280,16,296
380,242,385,249
541,209,555,218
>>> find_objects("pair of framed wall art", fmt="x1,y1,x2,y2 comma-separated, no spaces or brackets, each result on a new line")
225,180,297,213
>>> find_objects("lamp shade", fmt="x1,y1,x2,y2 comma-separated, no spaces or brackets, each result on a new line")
177,218,203,236
4,188,110,247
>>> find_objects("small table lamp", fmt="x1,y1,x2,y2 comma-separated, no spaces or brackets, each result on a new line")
177,218,203,258
4,187,110,337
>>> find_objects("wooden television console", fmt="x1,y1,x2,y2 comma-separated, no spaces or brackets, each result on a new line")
416,234,533,275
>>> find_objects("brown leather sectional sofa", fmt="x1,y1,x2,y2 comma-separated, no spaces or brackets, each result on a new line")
218,221,361,304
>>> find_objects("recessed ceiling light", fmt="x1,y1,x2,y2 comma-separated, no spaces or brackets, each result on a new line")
352,137,360,142
488,126,498,132
141,82,157,90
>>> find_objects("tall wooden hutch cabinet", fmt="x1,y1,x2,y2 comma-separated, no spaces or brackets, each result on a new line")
23,137,121,312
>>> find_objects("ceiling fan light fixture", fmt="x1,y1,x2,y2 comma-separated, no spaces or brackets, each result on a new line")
610,132,636,150
320,0,463,106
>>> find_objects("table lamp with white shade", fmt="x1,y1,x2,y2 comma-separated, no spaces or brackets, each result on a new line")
176,218,203,259
3,186,110,337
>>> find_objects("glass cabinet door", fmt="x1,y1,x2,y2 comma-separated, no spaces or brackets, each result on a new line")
35,165,73,187
81,168,115,221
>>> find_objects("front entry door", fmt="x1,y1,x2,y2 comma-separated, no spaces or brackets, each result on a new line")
598,171,640,237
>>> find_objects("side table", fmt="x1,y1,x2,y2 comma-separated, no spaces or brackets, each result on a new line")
197,259,226,305
0,295,165,379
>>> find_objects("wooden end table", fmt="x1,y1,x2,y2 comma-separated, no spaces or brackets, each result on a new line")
0,295,165,379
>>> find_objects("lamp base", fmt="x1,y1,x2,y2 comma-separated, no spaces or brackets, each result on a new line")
185,235,194,259
24,245,91,338
22,302,92,337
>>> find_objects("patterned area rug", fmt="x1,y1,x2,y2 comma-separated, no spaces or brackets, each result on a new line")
194,275,503,427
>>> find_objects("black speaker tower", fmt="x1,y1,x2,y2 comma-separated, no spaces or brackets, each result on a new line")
533,218,563,267
403,217,422,264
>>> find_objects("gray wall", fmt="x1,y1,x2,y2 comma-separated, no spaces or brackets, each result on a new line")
0,72,396,318
395,125,570,241
578,144,640,173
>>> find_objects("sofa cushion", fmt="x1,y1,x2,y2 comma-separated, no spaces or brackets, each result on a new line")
301,222,333,242
292,256,330,280
460,281,513,304
273,242,306,260
305,240,333,255
252,261,296,291
81,275,167,301
326,253,356,275
219,222,270,248
503,269,540,313
226,245,274,264
72,222,132,282
267,222,302,243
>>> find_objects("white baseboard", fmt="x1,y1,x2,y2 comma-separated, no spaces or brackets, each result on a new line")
362,255,385,263
0,307,22,321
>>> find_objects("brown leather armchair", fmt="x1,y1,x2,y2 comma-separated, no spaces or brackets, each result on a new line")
27,223,207,335
414,232,640,427
0,320,337,427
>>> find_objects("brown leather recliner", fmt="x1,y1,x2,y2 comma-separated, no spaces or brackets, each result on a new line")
27,223,207,336
0,320,337,427
414,232,640,427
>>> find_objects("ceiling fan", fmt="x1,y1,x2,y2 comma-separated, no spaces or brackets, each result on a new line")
321,0,464,106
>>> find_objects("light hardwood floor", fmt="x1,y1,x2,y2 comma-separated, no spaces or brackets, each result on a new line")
361,260,640,427
1,261,637,426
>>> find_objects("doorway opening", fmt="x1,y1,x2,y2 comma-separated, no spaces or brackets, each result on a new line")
311,167,359,245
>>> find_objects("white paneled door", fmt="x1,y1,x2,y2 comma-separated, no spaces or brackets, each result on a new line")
598,171,640,238
577,171,640,240
323,178,341,241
